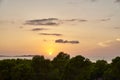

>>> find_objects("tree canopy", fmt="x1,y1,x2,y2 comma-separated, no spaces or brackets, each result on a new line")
0,52,120,80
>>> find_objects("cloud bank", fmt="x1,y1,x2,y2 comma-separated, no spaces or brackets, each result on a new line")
55,39,79,44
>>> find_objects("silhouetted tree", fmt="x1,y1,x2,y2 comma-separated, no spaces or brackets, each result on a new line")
91,60,108,80
63,55,92,80
0,52,120,80
111,57,120,80
52,52,70,80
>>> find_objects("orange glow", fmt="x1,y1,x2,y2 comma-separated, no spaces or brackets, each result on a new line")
48,52,52,55
41,41,56,56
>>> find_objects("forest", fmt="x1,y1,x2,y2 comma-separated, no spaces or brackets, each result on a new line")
0,52,120,80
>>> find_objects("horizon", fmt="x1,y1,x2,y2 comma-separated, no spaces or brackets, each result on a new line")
0,0,120,61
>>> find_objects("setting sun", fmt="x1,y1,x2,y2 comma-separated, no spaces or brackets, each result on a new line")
48,52,52,55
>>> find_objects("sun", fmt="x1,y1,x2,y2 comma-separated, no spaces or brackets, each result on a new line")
48,52,53,55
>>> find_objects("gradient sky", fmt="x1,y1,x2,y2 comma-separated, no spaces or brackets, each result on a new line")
0,0,120,61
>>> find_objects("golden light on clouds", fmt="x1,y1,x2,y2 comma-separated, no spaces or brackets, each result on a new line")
98,40,113,47
116,38,120,41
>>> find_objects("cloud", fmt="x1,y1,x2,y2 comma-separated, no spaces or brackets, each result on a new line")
64,19,88,22
99,18,111,22
39,33,62,36
98,38,120,47
87,42,120,61
78,19,88,22
85,38,120,61
24,18,88,26
31,28,48,31
25,18,60,26
115,0,120,3
55,39,80,44
98,40,113,47
114,27,120,29
116,38,120,41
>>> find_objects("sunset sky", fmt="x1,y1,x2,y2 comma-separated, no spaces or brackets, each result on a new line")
0,0,120,61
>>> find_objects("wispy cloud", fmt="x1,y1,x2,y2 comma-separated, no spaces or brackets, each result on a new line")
31,28,48,31
39,33,62,36
114,27,120,29
98,40,113,47
98,38,120,47
115,0,120,3
116,38,120,41
99,18,111,22
25,18,60,26
24,18,88,26
55,39,79,44
64,19,88,22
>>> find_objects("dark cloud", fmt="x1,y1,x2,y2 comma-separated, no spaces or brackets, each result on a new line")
55,39,79,44
25,18,88,26
39,33,62,36
25,18,60,26
64,19,88,22
31,28,48,31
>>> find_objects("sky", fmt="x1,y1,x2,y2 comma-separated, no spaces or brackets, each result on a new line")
0,0,120,61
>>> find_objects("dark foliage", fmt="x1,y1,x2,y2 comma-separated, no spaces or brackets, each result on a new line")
0,52,120,80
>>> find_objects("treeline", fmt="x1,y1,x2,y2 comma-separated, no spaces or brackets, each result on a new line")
0,52,120,80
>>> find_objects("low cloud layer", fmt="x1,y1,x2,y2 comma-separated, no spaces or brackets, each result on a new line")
31,28,48,31
55,39,79,44
39,33,62,36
